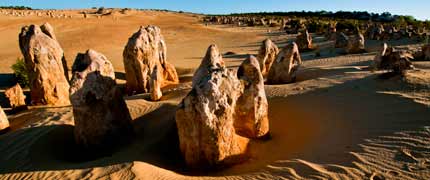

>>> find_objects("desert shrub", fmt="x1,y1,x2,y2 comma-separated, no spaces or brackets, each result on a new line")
11,58,29,88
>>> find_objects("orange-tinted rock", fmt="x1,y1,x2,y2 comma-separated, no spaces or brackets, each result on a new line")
19,24,70,105
70,49,133,148
123,25,179,95
176,44,248,168
4,84,26,110
256,39,279,78
235,55,269,138
0,106,9,131
150,65,162,101
267,42,302,84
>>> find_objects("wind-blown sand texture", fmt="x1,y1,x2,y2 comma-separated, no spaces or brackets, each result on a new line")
0,9,429,180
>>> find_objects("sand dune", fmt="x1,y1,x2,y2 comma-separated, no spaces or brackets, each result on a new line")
0,10,429,180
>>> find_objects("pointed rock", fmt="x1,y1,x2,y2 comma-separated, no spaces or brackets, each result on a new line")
176,45,248,168
256,39,279,78
192,44,225,86
235,55,269,138
19,24,70,105
70,49,133,148
267,42,302,84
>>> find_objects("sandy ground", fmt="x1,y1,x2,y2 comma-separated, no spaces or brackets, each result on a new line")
0,9,429,180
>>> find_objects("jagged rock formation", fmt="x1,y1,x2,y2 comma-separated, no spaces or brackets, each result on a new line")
150,65,162,101
235,55,269,138
296,29,313,50
374,44,414,74
4,84,26,110
176,44,249,168
256,39,279,78
123,25,179,95
346,30,365,54
70,49,133,148
18,23,70,105
267,42,302,84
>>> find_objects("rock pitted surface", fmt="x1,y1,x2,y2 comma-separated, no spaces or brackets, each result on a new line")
235,55,269,138
19,23,70,105
123,25,179,95
176,44,249,168
267,42,302,84
256,39,279,78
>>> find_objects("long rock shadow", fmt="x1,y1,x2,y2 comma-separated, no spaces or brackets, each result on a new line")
0,72,429,177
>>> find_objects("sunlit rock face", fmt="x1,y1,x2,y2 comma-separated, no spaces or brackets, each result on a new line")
176,44,249,168
256,39,279,78
267,42,302,84
235,55,269,138
123,25,179,96
19,23,70,105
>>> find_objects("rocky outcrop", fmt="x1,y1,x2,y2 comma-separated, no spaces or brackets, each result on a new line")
296,29,313,50
256,39,279,78
176,44,249,168
374,44,415,74
335,32,348,48
19,23,70,105
235,56,269,138
0,106,9,131
4,84,26,110
267,42,302,84
70,49,133,148
123,25,179,95
373,43,388,70
346,30,365,54
191,44,225,86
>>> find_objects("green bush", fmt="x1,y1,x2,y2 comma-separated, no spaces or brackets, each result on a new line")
11,58,29,88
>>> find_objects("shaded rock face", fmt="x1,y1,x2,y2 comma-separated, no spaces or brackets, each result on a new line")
0,106,9,131
422,45,430,61
19,24,70,106
373,43,388,70
235,56,269,138
346,31,365,54
335,32,349,48
375,44,415,74
267,42,302,84
176,44,248,168
296,30,313,50
70,49,133,148
4,84,26,110
325,26,337,41
256,39,279,78
123,25,179,95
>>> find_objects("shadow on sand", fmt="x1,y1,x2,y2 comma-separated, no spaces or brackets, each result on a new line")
0,68,429,177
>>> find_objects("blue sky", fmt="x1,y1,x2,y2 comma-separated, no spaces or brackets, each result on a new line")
1,0,429,20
